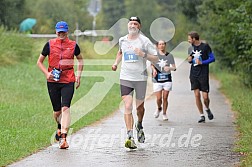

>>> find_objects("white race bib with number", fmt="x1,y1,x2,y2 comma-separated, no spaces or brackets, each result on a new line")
124,52,138,62
157,73,168,81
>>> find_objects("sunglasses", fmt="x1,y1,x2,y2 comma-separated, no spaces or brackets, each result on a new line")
57,31,67,34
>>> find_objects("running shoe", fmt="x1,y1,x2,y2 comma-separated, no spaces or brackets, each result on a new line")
206,109,214,120
55,129,61,141
125,137,137,149
162,114,168,121
59,138,69,149
154,107,162,118
135,123,145,143
198,116,205,123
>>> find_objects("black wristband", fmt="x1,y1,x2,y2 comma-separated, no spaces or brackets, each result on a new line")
143,52,147,58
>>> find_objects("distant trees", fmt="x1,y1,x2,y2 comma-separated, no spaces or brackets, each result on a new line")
0,0,25,30
1,0,251,86
200,0,252,87
179,0,252,87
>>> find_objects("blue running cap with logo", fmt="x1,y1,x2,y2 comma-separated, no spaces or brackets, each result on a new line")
55,21,68,32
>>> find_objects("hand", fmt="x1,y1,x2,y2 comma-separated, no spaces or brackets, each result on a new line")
112,64,117,71
134,48,144,57
188,56,193,62
195,58,202,65
164,66,170,72
75,76,81,89
152,69,157,77
46,71,54,80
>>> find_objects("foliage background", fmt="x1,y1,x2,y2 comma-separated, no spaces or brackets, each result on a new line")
1,0,251,85
0,0,252,166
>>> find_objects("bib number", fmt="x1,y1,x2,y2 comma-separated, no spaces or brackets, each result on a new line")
52,68,62,81
124,52,138,62
157,73,168,81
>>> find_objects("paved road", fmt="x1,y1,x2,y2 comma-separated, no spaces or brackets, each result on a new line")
9,61,239,167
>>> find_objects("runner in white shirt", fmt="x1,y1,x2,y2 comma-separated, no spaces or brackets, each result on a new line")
112,16,157,149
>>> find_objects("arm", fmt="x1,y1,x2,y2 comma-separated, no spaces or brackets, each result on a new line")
37,54,53,80
164,64,176,72
187,53,193,64
165,54,176,71
145,52,158,62
202,52,215,64
134,48,158,63
151,64,157,77
75,54,84,89
112,50,122,71
187,46,194,64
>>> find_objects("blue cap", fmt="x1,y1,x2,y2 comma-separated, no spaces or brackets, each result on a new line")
55,21,68,32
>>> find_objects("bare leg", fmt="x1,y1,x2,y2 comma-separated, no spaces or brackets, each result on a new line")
162,90,169,115
61,106,71,134
136,99,145,123
202,92,210,109
155,90,162,109
122,95,134,131
53,110,62,124
194,89,203,114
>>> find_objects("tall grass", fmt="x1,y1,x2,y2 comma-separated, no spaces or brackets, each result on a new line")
0,26,33,66
211,63,252,167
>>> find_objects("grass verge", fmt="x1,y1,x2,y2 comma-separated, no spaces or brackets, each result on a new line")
0,39,121,166
211,64,252,167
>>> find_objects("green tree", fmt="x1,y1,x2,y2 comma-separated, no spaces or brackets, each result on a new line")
197,0,240,66
101,0,126,29
177,0,203,23
0,0,25,30
24,0,92,33
124,0,159,40
197,0,252,86
155,0,196,48
228,0,252,86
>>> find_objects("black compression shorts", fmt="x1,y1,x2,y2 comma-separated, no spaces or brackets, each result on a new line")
47,82,75,111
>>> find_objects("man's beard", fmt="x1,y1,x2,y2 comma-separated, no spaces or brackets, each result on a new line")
128,28,139,35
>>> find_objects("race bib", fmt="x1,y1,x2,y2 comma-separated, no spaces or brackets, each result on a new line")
157,73,169,81
124,52,138,62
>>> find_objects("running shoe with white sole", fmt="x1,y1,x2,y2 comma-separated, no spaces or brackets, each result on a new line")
162,114,168,121
198,116,206,123
59,138,69,149
154,108,162,118
135,123,145,143
125,137,137,149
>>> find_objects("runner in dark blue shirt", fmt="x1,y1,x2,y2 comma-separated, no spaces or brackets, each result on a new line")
187,31,215,123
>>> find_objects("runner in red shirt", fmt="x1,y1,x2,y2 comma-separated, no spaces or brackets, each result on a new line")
37,21,83,149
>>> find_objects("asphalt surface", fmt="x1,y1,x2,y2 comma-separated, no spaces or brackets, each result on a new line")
9,60,240,167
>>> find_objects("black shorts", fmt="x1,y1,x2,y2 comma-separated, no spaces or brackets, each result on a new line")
120,79,147,100
47,82,75,111
190,76,209,92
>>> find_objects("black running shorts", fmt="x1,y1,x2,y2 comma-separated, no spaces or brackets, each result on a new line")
120,79,147,100
190,76,209,93
47,82,75,111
